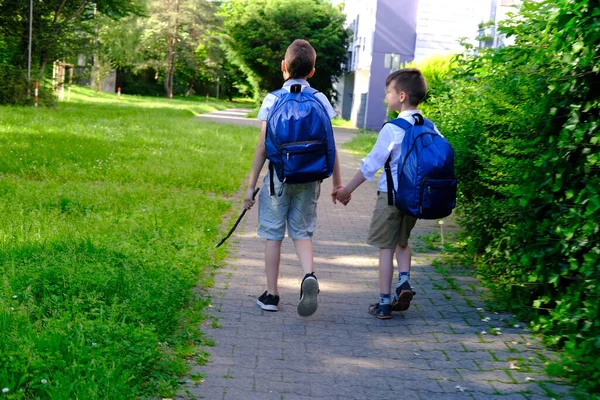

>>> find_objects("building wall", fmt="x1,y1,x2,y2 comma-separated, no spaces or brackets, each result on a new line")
331,0,376,125
350,68,371,128
365,0,419,130
414,0,490,62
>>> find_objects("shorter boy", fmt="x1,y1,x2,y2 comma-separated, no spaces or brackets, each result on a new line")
335,68,438,319
243,39,343,316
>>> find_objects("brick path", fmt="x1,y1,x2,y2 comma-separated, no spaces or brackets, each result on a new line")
180,110,575,400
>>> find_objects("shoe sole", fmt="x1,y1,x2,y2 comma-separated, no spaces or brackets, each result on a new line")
391,290,414,312
297,277,318,317
368,304,392,320
256,300,278,312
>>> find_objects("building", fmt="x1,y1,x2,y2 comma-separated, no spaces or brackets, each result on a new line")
334,0,519,130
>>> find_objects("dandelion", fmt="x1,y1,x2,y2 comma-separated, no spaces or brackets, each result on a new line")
41,379,48,384
2,388,9,393
12,295,17,299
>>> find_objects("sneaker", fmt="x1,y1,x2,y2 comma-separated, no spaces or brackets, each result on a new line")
391,281,415,312
297,273,319,317
369,302,392,319
257,291,280,312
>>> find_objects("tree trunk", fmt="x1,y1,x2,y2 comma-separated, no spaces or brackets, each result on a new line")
163,0,179,98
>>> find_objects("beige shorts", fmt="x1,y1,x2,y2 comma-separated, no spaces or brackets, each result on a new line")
367,192,418,249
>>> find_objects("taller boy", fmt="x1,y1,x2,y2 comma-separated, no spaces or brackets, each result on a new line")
243,39,343,316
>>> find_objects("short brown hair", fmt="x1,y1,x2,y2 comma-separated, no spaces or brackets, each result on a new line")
285,39,317,79
386,68,427,107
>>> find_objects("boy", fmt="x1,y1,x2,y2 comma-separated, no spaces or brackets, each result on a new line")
335,68,436,319
243,39,344,316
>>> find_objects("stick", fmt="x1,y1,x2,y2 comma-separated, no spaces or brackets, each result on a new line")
215,187,260,248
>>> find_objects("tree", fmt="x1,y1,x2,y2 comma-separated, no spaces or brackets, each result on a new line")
0,0,142,104
219,0,350,101
0,0,142,76
101,0,219,97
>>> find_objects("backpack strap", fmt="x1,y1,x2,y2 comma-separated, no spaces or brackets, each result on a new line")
269,162,275,196
381,114,424,205
384,154,394,206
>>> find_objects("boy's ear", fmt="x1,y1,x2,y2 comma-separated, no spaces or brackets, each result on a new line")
399,91,407,103
281,60,287,72
307,68,315,79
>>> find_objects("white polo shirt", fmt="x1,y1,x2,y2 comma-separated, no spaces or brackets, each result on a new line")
360,110,442,193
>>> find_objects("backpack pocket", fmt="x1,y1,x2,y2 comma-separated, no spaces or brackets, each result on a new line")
420,177,457,219
281,141,328,184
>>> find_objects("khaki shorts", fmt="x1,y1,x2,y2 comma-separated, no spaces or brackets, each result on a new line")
367,192,418,249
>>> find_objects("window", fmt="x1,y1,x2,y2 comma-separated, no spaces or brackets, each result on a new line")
384,53,401,71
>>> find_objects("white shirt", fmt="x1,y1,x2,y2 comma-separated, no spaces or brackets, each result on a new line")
257,79,337,120
360,110,441,193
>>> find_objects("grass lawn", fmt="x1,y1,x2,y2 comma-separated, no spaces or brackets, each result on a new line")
0,87,257,398
342,130,378,156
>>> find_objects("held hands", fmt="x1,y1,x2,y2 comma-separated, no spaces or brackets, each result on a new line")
332,185,351,206
243,187,257,210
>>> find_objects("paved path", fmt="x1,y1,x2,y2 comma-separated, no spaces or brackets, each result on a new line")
180,110,575,399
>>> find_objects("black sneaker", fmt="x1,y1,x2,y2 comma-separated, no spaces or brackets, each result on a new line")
297,273,319,317
391,281,415,312
369,302,392,319
257,291,279,312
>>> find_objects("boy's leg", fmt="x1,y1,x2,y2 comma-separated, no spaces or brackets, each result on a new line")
396,243,411,277
392,242,416,312
366,193,403,319
256,239,283,312
293,239,314,275
265,239,283,295
294,239,319,316
287,183,320,316
379,248,395,295
256,172,288,311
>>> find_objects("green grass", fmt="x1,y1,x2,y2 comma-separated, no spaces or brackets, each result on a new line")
331,117,356,129
342,130,378,156
0,87,257,398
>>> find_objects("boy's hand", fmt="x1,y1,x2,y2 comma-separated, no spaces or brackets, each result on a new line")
333,186,351,206
243,187,257,210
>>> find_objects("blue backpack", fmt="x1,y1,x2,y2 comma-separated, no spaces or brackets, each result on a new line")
265,84,335,195
384,114,457,219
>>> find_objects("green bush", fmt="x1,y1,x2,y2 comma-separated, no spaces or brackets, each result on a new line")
0,65,55,106
428,0,599,393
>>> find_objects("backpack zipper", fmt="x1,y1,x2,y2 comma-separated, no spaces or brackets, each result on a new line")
279,140,322,150
286,148,322,160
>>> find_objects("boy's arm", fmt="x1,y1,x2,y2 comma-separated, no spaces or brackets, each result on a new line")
330,152,343,204
335,169,365,203
335,125,395,203
243,121,267,210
